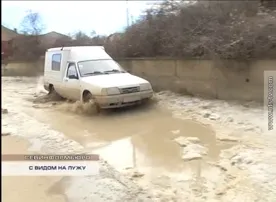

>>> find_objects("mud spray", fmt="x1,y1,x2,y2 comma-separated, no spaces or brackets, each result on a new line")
56,101,99,115
33,76,99,115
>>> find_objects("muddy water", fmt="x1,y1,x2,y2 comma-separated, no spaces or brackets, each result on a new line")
2,136,65,202
17,82,234,176
3,77,235,178
4,77,276,201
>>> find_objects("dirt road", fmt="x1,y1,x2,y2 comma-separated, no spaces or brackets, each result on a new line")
2,76,276,201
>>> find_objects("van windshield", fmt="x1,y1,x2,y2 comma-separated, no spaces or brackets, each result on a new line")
77,59,126,77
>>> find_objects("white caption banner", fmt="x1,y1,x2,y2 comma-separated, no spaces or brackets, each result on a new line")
264,71,276,134
2,161,100,176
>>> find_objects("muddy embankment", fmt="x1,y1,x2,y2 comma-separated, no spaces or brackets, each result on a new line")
2,59,276,102
2,76,276,201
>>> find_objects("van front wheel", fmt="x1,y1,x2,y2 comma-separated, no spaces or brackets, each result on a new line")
83,92,100,113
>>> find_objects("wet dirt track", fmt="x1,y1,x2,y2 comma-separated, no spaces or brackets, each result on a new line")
2,76,276,202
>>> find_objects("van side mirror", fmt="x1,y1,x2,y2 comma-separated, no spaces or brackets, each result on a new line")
68,75,78,79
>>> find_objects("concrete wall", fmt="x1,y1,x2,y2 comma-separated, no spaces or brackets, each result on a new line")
2,58,276,102
118,59,276,102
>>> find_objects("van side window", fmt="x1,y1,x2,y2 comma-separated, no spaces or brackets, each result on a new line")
52,54,61,71
67,63,78,78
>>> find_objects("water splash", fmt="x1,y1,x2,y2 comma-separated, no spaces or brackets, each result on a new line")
34,76,48,96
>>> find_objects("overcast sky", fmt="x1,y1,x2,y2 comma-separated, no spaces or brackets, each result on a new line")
2,1,158,36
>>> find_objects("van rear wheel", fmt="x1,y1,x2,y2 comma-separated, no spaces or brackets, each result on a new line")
48,85,63,100
48,85,55,94
83,92,100,113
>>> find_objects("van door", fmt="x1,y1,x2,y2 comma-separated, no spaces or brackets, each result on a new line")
63,62,81,101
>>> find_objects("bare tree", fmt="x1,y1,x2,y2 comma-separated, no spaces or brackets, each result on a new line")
74,31,91,41
20,10,45,35
105,0,276,60
11,10,45,60
90,30,97,38
70,31,91,46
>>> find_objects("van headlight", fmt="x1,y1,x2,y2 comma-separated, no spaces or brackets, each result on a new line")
101,87,120,95
140,83,152,91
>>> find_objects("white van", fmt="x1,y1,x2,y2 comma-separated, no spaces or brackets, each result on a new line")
43,46,153,109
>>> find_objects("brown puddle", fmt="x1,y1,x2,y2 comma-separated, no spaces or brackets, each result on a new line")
2,136,65,202
25,101,235,173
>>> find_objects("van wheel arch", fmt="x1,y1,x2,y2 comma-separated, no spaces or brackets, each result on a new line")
82,90,93,102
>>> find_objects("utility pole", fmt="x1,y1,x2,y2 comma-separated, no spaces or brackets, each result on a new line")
126,0,130,27
131,15,134,25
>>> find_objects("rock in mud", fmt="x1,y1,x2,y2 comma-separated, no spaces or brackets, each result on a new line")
32,104,40,108
226,117,234,122
2,108,8,114
186,136,201,144
171,130,180,134
181,143,208,161
174,136,190,147
174,136,202,147
203,111,220,120
125,168,145,179
209,113,220,120
231,153,254,165
182,152,202,161
215,177,241,196
215,188,226,196
183,144,208,156
131,171,145,178
203,113,211,118
217,135,239,143
208,161,230,172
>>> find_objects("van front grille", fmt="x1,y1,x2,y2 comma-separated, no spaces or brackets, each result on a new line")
120,86,140,94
